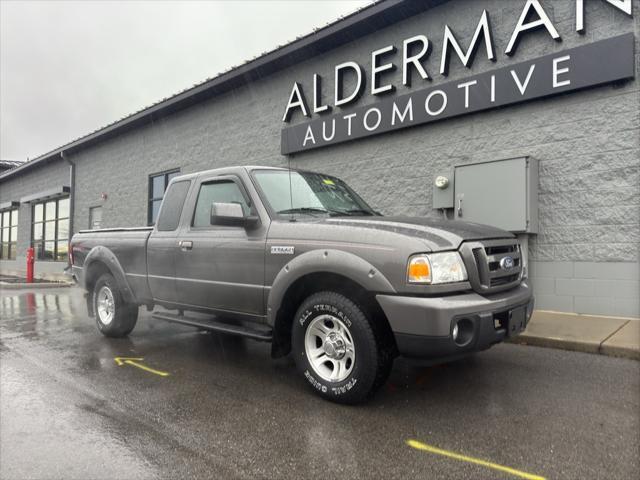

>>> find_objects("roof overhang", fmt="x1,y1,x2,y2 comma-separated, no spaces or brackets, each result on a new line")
20,186,70,204
0,201,20,211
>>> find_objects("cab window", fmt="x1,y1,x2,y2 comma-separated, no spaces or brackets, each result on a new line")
192,180,250,228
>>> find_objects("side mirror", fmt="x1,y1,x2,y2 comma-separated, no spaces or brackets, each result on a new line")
210,202,259,228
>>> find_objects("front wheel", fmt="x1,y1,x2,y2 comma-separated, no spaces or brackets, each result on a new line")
291,291,393,404
93,273,138,337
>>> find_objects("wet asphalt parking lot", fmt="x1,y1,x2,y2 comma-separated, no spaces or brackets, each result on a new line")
1,287,638,480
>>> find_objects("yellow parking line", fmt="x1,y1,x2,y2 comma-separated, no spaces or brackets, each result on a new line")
126,360,170,377
406,439,546,480
114,357,170,377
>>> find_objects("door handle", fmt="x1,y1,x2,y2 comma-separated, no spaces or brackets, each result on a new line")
457,197,463,217
179,240,193,251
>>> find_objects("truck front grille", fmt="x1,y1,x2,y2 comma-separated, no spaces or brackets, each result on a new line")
461,239,523,294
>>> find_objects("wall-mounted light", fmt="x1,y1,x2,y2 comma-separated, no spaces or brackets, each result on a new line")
434,175,449,189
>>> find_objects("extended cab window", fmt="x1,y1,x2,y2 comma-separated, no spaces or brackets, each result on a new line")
156,180,190,231
192,180,250,228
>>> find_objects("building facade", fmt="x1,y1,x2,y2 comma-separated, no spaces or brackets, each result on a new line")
1,0,638,317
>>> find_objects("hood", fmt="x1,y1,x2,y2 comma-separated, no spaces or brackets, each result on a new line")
319,215,514,250
265,215,516,292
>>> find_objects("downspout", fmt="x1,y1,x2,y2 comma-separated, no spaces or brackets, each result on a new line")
61,151,75,269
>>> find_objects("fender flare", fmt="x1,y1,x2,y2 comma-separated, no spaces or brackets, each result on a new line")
84,246,137,305
266,248,396,326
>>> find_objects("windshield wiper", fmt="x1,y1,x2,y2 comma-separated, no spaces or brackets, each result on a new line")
329,208,376,216
277,207,330,216
277,207,376,217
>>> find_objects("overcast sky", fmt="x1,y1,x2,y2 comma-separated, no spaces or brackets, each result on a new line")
0,0,370,162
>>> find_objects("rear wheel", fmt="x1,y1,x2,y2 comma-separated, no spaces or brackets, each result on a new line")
291,291,393,404
93,273,138,337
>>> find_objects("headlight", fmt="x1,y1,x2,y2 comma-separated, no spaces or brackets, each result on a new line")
407,252,468,284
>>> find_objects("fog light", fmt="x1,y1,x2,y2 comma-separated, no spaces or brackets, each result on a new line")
452,318,474,347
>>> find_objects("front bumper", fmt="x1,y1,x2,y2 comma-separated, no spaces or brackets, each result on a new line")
376,282,534,359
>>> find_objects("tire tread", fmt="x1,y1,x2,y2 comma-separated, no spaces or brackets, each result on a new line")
292,290,393,404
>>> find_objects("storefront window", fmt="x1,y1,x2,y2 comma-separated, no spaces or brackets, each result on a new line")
148,169,180,225
0,209,18,260
32,197,69,261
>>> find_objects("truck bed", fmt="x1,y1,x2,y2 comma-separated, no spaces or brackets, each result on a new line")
71,227,154,302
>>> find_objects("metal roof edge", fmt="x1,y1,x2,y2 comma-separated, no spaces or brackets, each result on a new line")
1,0,447,182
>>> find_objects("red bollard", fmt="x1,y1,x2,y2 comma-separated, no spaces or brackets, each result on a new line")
26,247,35,283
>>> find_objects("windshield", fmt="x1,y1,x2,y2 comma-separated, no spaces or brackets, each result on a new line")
253,170,377,217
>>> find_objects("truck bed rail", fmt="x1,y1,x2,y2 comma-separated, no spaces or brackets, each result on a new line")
77,227,154,234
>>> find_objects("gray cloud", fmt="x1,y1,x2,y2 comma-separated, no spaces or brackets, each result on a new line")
0,0,370,161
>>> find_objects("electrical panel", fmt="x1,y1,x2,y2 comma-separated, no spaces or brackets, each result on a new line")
453,157,539,233
432,168,454,209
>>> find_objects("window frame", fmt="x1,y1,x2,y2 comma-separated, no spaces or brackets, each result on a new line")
0,208,19,260
148,168,180,226
189,176,253,231
31,196,70,262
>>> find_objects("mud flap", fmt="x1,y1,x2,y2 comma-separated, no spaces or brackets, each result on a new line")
85,292,95,317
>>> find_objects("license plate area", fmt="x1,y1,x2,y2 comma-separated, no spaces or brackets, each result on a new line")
493,306,527,337
507,306,526,337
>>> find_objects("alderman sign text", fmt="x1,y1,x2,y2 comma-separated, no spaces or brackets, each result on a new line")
280,0,635,155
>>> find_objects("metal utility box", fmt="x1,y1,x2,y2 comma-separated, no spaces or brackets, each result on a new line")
432,168,454,209
453,157,538,233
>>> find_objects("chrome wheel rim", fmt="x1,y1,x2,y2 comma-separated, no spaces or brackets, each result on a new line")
96,286,115,325
304,314,355,383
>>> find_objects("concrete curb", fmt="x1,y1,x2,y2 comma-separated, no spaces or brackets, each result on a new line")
509,335,599,354
509,311,639,361
509,335,640,360
0,282,72,290
598,343,640,360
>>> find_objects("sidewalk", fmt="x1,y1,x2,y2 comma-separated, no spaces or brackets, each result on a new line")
510,310,640,360
0,281,72,289
0,274,72,290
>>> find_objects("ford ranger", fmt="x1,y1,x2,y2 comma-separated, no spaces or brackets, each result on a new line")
70,166,533,404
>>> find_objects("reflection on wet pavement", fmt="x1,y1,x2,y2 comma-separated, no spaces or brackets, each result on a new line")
2,290,77,337
1,287,639,479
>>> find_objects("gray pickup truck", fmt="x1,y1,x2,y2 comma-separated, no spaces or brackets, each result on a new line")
70,166,533,403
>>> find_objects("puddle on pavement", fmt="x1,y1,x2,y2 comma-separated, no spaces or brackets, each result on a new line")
1,289,86,336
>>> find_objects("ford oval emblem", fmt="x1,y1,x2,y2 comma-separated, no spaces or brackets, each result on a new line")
500,256,515,270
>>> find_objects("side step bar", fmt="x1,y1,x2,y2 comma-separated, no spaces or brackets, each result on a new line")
152,311,272,342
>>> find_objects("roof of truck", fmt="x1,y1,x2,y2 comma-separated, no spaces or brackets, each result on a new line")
168,165,287,182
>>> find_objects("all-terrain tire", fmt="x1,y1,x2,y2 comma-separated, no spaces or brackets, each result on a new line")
93,273,138,338
291,291,393,404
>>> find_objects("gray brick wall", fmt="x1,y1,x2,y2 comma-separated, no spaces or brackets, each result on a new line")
531,261,640,317
1,0,638,315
